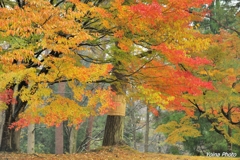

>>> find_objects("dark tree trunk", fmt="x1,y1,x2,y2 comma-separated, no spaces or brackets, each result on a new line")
0,82,27,152
102,115,125,146
227,126,232,152
227,104,232,152
0,112,5,147
102,62,127,146
0,107,21,152
16,0,25,8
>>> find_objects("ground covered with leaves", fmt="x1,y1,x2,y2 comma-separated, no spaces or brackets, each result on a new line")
0,146,238,160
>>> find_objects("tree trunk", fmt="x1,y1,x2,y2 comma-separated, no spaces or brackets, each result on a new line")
0,123,21,152
131,112,137,149
69,126,78,153
144,106,149,152
0,106,21,152
55,82,65,154
55,123,63,154
227,104,232,152
0,82,26,152
27,124,35,153
0,111,5,147
130,99,137,149
102,89,126,146
227,126,232,152
102,115,125,146
85,116,94,150
102,63,127,146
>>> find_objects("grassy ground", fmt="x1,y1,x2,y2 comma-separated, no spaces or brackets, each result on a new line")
0,146,239,160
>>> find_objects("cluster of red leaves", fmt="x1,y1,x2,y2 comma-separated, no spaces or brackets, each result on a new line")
130,0,162,20
0,89,16,105
148,105,159,116
151,44,212,68
9,118,30,130
139,59,213,112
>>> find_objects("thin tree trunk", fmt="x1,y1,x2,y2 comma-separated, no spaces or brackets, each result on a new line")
102,115,125,146
144,106,149,152
0,111,5,147
227,104,232,152
69,126,78,153
55,123,63,154
85,116,94,150
132,112,137,149
130,99,137,149
27,124,35,153
227,126,232,152
55,82,65,154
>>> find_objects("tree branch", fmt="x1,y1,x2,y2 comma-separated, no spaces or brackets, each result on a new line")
188,99,205,114
206,15,240,36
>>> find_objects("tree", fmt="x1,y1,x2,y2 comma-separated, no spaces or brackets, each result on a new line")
190,31,240,152
0,0,214,150
182,0,240,154
192,0,240,151
0,0,114,151
156,31,240,155
98,0,213,146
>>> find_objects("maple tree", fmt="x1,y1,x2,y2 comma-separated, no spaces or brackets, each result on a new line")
0,0,115,151
0,0,215,151
187,30,240,152
156,30,240,152
157,0,240,154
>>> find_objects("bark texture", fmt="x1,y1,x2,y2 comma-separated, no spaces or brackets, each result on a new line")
102,115,125,146
55,82,65,154
0,106,21,152
27,124,35,153
55,124,63,154
0,111,5,147
69,126,78,153
0,82,27,152
85,116,94,151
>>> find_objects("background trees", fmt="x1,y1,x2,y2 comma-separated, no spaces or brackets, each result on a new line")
199,0,240,35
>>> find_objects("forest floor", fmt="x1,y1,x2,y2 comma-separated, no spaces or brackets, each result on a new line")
0,145,238,160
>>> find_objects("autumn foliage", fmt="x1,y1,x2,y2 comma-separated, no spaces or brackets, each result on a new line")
0,0,216,136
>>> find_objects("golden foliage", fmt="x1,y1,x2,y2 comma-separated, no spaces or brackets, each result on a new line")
156,116,201,144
